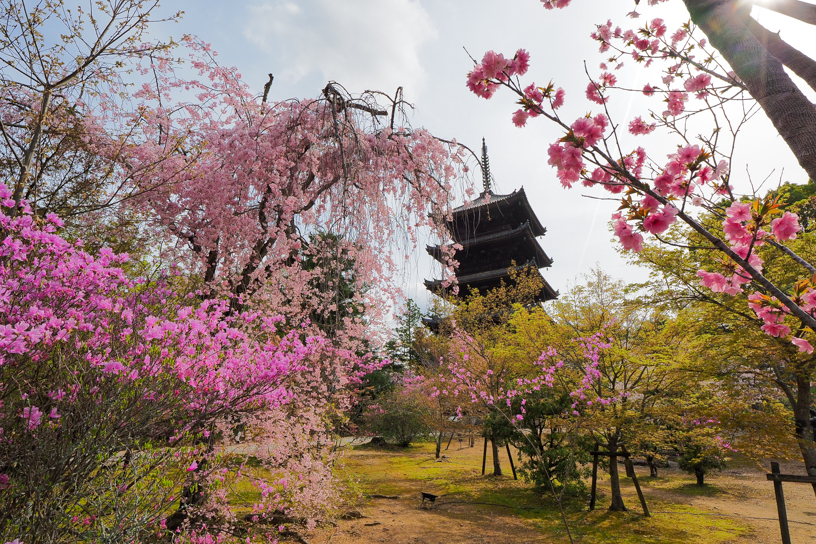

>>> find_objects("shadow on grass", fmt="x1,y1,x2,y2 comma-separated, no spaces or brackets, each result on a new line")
353,440,413,452
673,482,728,496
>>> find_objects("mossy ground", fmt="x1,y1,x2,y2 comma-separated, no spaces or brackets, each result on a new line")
328,440,754,543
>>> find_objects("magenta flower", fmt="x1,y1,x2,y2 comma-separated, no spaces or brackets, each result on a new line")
102,361,125,374
21,406,42,430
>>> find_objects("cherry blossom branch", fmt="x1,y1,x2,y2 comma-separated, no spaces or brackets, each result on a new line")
767,239,816,275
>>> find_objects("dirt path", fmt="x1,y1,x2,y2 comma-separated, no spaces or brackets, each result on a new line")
308,496,546,544
640,461,816,544
303,443,816,543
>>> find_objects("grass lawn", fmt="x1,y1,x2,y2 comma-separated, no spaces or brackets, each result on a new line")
317,440,755,544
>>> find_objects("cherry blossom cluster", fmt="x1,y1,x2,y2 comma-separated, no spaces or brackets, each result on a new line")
465,1,816,355
100,37,468,351
466,49,530,99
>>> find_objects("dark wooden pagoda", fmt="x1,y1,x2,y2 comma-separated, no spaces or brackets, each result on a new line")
424,140,557,303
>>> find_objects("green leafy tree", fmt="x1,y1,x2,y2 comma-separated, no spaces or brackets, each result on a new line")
362,388,429,447
385,299,425,368
447,269,550,476
490,389,591,492
628,209,808,475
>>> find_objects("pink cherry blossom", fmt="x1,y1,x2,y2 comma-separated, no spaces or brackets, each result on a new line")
480,50,510,79
665,91,687,116
628,116,656,135
771,212,801,241
671,28,688,45
510,49,531,76
612,214,644,252
523,83,544,103
726,201,751,222
512,109,530,127
552,87,565,109
650,18,667,38
642,204,678,234
792,337,814,354
697,270,728,293
684,74,712,93
540,0,573,9
585,82,607,104
762,322,791,337
571,117,604,147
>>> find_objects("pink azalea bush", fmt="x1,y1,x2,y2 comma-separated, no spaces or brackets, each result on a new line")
0,187,350,541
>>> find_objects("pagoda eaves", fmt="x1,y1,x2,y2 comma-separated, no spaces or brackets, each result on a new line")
425,140,557,305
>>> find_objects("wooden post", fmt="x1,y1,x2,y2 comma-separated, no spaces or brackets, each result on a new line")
625,456,650,517
505,444,517,480
589,451,599,511
446,432,455,450
481,436,488,475
771,462,792,544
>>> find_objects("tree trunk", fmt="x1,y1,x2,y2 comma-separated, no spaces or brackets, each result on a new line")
684,0,816,182
793,373,816,498
647,455,659,478
695,468,705,486
491,439,503,476
607,436,627,512
435,432,442,459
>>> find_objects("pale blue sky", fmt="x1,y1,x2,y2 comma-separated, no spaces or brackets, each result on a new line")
154,0,815,307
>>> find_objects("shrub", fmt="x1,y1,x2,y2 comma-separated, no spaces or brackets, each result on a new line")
362,389,429,447
0,187,333,541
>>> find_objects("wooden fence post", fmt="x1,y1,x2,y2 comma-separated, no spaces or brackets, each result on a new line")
589,451,599,511
505,443,517,480
770,462,793,544
481,436,488,475
624,455,650,517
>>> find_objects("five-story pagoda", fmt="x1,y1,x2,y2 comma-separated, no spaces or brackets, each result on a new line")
424,140,557,303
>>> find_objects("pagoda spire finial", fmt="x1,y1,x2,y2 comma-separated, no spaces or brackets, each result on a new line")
481,138,491,193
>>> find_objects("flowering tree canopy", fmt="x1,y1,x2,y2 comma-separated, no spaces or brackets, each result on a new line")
0,3,474,540
464,0,816,479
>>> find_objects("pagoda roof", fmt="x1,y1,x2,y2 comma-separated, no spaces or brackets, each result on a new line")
424,261,558,302
446,188,546,238
426,220,553,268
